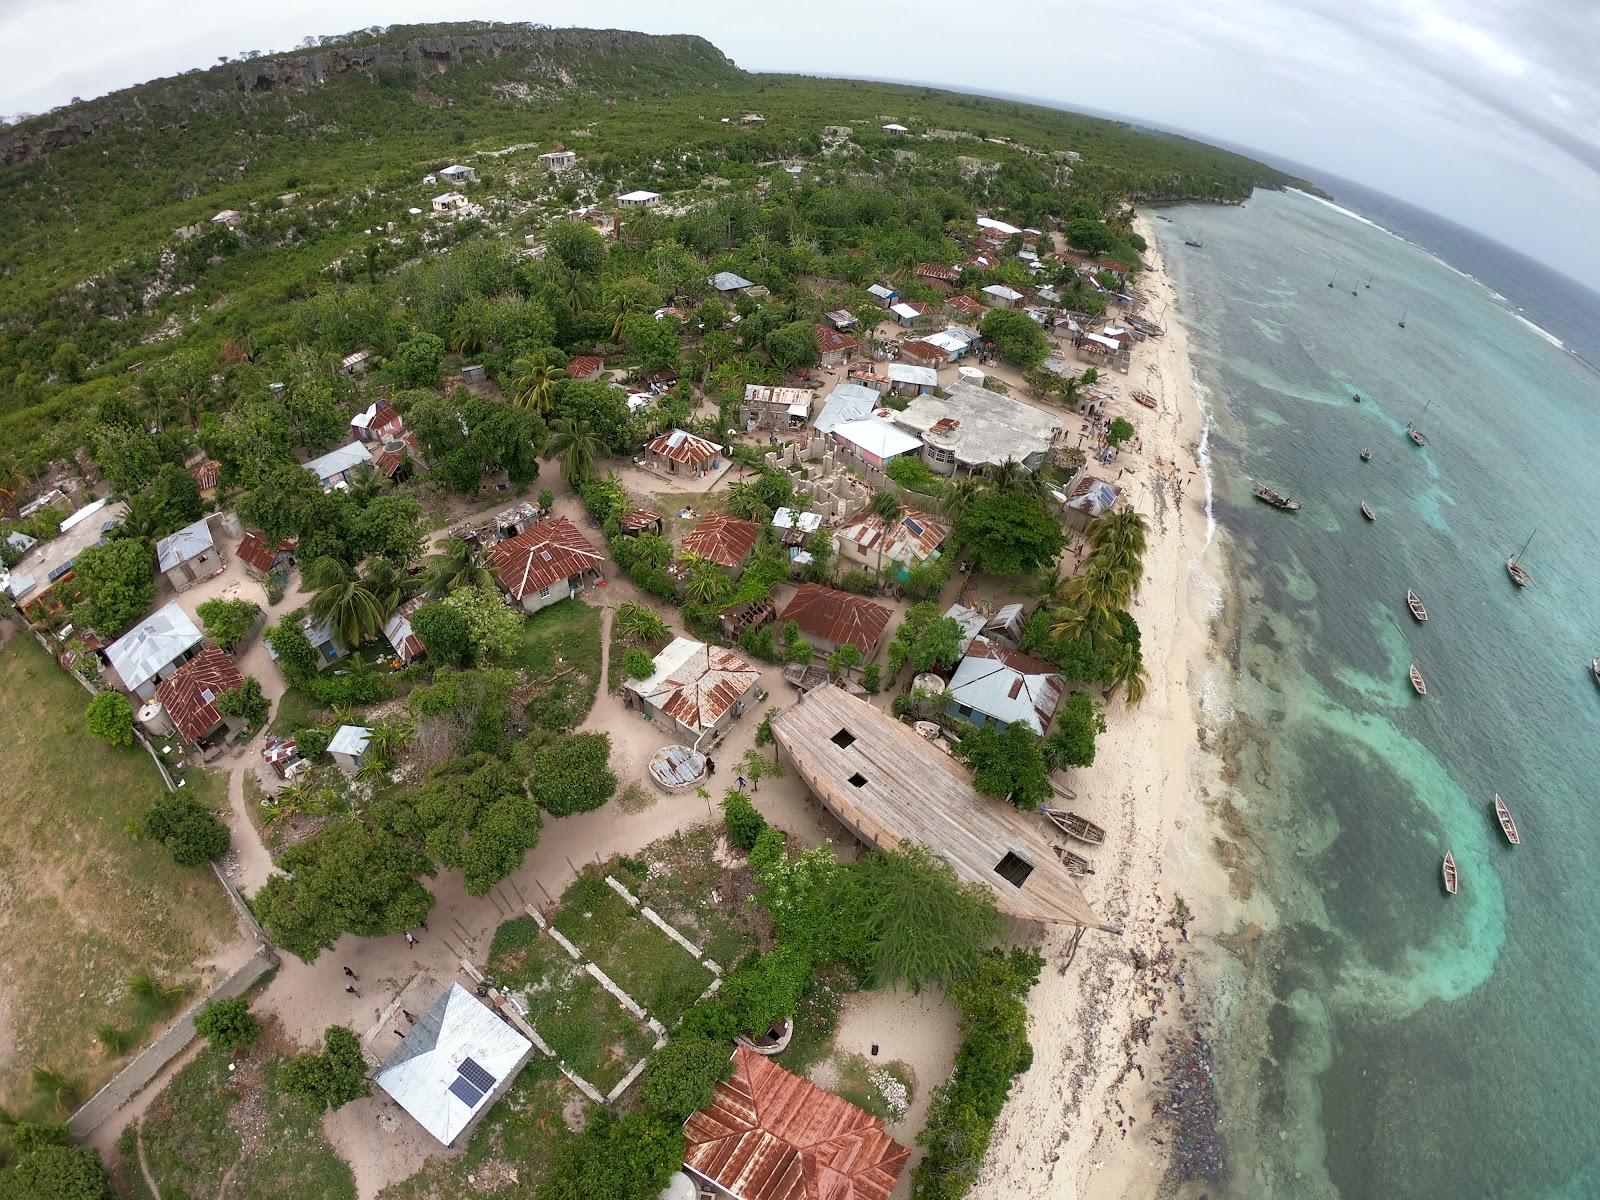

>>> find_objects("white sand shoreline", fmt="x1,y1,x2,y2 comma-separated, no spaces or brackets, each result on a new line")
964,219,1237,1200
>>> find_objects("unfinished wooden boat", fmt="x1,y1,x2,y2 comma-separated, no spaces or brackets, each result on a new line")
1360,447,1372,461
1042,806,1106,846
1406,590,1429,622
1492,794,1520,845
1506,531,1534,588
1131,390,1159,410
1361,502,1375,522
1409,663,1428,695
1254,485,1302,512
1442,851,1458,895
1052,844,1094,876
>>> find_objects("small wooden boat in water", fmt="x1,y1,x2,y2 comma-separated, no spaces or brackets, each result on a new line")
1406,399,1432,446
1410,663,1428,695
1406,590,1429,622
1360,447,1372,461
1042,806,1106,846
1053,844,1094,876
1352,393,1362,403
1492,794,1520,845
1361,502,1375,522
1592,658,1600,687
1442,851,1458,895
1506,531,1534,588
1254,485,1302,512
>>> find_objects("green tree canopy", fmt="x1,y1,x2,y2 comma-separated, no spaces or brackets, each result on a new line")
526,732,617,816
979,308,1050,369
381,753,542,896
279,1026,370,1111
954,491,1065,577
70,538,154,635
85,691,134,747
638,1036,736,1122
956,720,1053,810
856,842,999,991
195,596,260,648
887,602,965,677
1043,692,1105,770
193,996,260,1052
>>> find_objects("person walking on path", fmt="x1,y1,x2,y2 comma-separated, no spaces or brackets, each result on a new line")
344,967,358,979
345,985,360,997
405,931,417,947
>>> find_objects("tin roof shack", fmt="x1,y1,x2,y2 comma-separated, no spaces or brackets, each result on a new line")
156,517,225,593
622,637,762,746
537,149,576,171
813,383,883,435
682,1044,910,1200
945,639,1065,735
384,597,426,665
351,398,406,443
770,685,1110,928
834,508,949,583
740,385,813,433
105,601,205,700
155,646,246,749
565,355,605,382
895,381,1061,476
644,429,724,479
1061,475,1122,532
814,323,859,368
487,516,604,615
710,271,757,294
302,441,373,490
4,497,129,616
371,976,532,1147
828,418,922,471
328,724,373,775
681,515,762,576
777,583,891,660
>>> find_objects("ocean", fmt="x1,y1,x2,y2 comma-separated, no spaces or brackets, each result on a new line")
1152,188,1600,1200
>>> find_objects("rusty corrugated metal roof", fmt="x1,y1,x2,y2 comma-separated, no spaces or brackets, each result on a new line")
684,1046,909,1200
488,516,603,599
155,646,243,743
778,584,891,655
682,515,761,569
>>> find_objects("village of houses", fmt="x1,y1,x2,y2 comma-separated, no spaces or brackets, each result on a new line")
0,124,1181,1200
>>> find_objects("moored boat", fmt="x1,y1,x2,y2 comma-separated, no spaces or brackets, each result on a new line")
1406,589,1429,621
1591,658,1599,686
1360,447,1372,461
1506,531,1534,588
1492,794,1520,845
1254,485,1302,512
1361,502,1375,522
1042,806,1106,846
1442,851,1458,895
1410,663,1428,695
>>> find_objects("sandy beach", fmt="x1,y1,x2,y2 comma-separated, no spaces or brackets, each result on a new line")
964,221,1237,1200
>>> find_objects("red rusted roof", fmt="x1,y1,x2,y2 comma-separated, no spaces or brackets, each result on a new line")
189,459,220,490
814,324,858,355
625,639,760,733
682,515,761,569
898,339,946,364
488,516,603,600
916,262,960,282
836,506,949,566
946,294,985,315
620,509,662,533
155,646,243,743
236,531,292,575
566,355,604,380
646,427,723,469
684,1045,909,1200
778,584,891,655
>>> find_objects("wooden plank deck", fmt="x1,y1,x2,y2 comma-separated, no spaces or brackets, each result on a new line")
770,685,1111,929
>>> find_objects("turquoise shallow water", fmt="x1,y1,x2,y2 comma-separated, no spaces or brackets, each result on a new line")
1156,190,1600,1199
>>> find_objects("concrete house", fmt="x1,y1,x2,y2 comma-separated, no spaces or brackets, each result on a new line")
4,497,129,618
814,323,859,367
894,381,1061,475
618,189,661,208
487,516,604,615
302,442,373,490
828,418,923,471
328,724,373,775
154,646,246,749
440,164,477,184
945,637,1066,735
981,283,1025,308
644,429,724,479
156,517,225,593
236,531,294,583
622,637,762,746
778,583,892,660
431,192,468,214
740,385,812,433
537,150,576,171
105,601,204,700
890,300,938,329
835,507,949,582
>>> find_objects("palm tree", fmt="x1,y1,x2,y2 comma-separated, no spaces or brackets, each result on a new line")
369,715,416,762
1088,508,1149,563
424,537,492,597
939,476,983,526
614,601,669,644
1067,554,1138,615
725,481,771,523
507,354,567,416
1108,637,1149,705
603,283,643,342
682,557,731,607
361,558,404,620
306,557,386,650
544,416,601,486
985,459,1048,501
30,1066,79,1116
867,489,902,584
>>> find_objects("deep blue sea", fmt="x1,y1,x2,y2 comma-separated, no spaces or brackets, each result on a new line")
1153,188,1600,1200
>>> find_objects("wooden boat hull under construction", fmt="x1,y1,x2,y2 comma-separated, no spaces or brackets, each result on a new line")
1042,806,1106,846
1493,795,1520,845
1410,664,1428,695
1442,852,1458,895
1406,590,1429,622
1131,391,1159,410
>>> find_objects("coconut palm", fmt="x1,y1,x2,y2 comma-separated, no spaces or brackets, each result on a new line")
985,458,1048,501
1067,554,1139,615
1087,508,1149,565
369,715,415,762
682,556,731,607
867,489,902,584
306,556,387,650
30,1066,79,1116
938,476,983,526
544,415,601,486
424,537,492,597
362,558,404,619
614,601,669,644
506,353,567,416
724,481,771,523
1108,637,1149,705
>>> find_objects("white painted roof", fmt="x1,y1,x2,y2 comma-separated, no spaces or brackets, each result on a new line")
156,517,215,573
105,601,203,694
814,384,881,434
432,192,466,206
1083,332,1123,351
866,283,896,299
882,123,909,132
772,508,823,534
375,983,531,1146
60,497,114,532
982,284,1025,301
302,441,372,482
832,418,923,459
619,189,660,202
328,725,373,757
890,302,921,320
977,217,1022,235
886,363,937,387
923,331,968,354
710,271,755,291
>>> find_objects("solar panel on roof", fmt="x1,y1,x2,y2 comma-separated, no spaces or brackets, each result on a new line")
448,1076,485,1107
47,561,75,582
458,1057,496,1092
903,518,923,536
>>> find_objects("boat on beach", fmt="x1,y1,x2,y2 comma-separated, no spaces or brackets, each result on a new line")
1506,531,1534,588
1410,663,1428,695
1361,502,1375,522
1442,851,1458,895
1254,485,1302,512
1131,390,1159,410
1492,794,1520,845
1042,806,1106,846
1052,844,1094,876
1406,589,1429,621
1360,447,1372,461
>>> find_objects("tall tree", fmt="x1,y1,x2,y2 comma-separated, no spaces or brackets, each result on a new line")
305,556,387,649
544,415,601,486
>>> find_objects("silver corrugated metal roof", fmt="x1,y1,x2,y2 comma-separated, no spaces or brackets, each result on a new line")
301,441,372,482
104,601,203,693
156,517,215,573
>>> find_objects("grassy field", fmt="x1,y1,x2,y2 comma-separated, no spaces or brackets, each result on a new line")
0,634,240,1117
112,1019,356,1200
552,875,714,1027
611,827,772,970
513,599,603,729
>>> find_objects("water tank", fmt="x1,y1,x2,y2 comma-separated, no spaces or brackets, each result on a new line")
655,1172,698,1200
137,700,175,738
911,672,948,697
958,365,986,386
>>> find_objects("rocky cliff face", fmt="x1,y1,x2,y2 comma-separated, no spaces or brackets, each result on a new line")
2,25,739,167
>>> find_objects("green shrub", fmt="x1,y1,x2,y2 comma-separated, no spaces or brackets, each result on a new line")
721,789,766,851
278,1026,369,1111
528,732,616,815
85,691,134,747
294,726,331,760
639,1035,735,1121
141,796,230,866
860,663,882,693
622,647,655,680
193,997,260,1052
537,1110,682,1200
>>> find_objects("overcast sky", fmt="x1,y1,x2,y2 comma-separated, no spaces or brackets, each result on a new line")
3,0,1596,290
